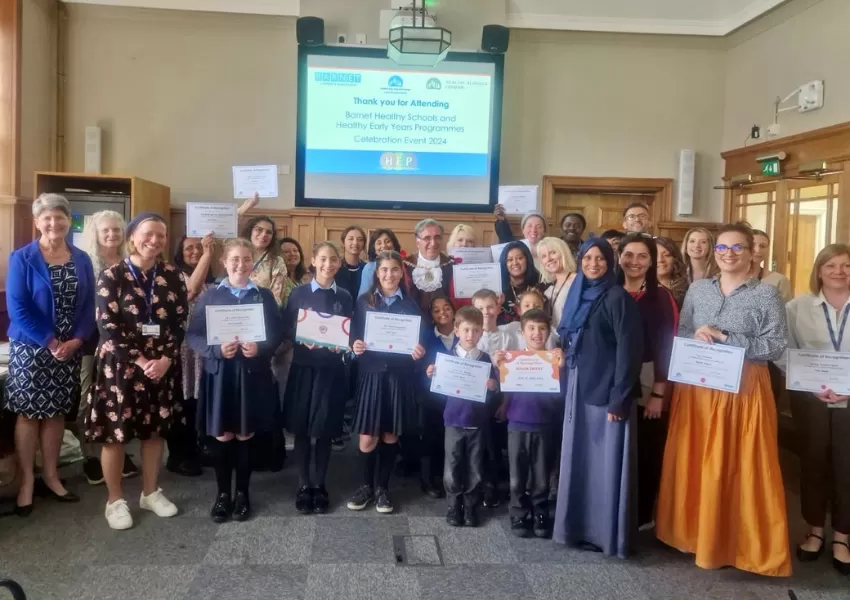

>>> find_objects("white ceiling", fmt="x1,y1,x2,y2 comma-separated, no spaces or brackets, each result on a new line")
61,0,791,36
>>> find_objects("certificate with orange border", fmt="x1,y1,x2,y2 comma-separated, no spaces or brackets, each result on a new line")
498,350,560,393
295,309,351,351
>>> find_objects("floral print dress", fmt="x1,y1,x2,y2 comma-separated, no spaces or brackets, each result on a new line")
249,253,288,307
84,260,189,444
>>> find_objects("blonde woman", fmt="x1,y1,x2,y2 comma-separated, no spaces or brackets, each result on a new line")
447,224,477,249
751,229,792,302
681,227,717,283
77,210,139,485
537,236,577,327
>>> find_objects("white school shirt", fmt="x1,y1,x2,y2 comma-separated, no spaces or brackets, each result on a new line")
454,345,481,361
477,329,512,356
434,326,455,351
778,291,850,372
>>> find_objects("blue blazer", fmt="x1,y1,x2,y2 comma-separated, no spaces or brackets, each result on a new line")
6,240,96,348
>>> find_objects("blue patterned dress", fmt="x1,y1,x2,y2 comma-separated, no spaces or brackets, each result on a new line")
4,262,82,419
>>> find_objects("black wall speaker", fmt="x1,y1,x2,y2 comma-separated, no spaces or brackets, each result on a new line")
481,25,509,54
297,16,325,47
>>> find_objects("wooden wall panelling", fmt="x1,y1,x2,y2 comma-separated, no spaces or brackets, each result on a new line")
0,0,21,300
838,161,850,245
655,221,722,245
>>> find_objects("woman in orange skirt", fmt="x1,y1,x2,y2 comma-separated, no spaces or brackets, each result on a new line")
655,223,792,577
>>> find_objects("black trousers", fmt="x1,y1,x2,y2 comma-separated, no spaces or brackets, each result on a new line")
420,402,445,486
443,426,484,507
636,406,669,527
789,390,850,533
508,429,551,519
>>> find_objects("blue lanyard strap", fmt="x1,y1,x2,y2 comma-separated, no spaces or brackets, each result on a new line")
821,302,850,352
126,259,157,322
252,252,268,273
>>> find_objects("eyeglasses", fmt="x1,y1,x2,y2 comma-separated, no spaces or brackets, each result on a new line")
625,214,649,222
418,235,443,244
714,244,748,255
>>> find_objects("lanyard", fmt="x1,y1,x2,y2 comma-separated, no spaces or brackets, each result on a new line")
252,252,268,273
822,302,850,352
126,259,157,323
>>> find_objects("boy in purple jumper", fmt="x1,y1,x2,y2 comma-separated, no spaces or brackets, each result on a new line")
426,306,498,527
494,309,564,539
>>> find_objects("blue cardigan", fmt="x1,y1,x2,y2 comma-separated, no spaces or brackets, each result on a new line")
6,240,96,348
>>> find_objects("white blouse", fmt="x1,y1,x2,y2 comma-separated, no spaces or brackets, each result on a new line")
779,291,850,371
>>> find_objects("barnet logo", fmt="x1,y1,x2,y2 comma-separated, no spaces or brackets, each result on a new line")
380,152,418,171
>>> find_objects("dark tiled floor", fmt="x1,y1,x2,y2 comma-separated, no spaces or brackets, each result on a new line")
1,445,848,600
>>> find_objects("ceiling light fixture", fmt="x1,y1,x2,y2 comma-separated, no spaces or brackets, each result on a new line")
387,0,452,67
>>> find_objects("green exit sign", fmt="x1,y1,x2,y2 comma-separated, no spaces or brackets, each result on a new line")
762,159,781,176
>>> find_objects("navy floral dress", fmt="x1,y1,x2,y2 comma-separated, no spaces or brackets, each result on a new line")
84,260,189,444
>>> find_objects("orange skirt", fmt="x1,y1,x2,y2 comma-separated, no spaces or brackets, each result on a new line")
655,362,792,577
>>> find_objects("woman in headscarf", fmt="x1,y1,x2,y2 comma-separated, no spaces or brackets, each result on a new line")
553,238,643,558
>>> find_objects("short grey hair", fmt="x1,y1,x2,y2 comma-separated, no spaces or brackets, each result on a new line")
32,193,71,218
414,219,444,238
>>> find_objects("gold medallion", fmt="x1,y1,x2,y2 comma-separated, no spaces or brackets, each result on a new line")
424,270,434,282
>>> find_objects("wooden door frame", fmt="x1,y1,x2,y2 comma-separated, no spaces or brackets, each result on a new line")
541,175,674,234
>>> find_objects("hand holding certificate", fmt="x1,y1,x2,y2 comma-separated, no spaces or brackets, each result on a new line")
364,313,421,355
786,349,850,401
498,350,561,393
295,309,350,351
453,264,502,298
430,353,491,403
667,337,745,393
206,304,266,345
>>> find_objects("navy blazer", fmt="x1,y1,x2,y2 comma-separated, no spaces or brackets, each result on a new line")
562,285,643,418
6,240,96,347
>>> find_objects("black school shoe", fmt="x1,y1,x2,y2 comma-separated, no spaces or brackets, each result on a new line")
211,493,232,523
463,504,480,527
233,491,251,521
375,488,394,514
122,454,140,478
166,456,202,477
295,486,313,514
446,503,463,527
482,484,500,508
83,457,104,485
511,516,532,538
533,512,551,539
346,485,374,511
312,486,330,514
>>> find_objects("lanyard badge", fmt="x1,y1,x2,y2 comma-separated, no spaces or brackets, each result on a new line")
126,259,161,337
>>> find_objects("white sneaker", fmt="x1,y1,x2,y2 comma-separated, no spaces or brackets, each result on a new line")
105,499,133,530
139,488,178,518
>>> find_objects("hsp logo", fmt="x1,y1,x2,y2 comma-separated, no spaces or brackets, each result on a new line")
426,77,442,90
388,75,404,88
380,152,418,171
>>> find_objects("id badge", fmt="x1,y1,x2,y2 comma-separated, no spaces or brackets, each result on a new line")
142,323,161,337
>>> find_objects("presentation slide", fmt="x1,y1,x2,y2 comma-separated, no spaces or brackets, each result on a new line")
299,52,501,209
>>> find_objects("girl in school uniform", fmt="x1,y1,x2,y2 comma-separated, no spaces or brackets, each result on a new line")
187,238,283,523
347,250,426,514
282,241,354,514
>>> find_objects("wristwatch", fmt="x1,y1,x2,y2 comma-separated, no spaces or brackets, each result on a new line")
650,392,664,399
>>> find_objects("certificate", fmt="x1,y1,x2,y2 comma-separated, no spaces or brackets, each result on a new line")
295,309,351,351
490,242,510,263
449,247,493,265
786,349,850,397
232,164,279,199
206,304,266,345
667,337,745,393
430,353,491,403
453,264,502,298
498,350,560,393
364,312,421,355
499,185,539,215
186,202,238,238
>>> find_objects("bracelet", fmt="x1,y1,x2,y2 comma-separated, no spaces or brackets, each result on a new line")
650,392,664,399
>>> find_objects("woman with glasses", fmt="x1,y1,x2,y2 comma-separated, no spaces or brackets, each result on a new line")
403,219,456,315
656,223,791,576
681,227,717,283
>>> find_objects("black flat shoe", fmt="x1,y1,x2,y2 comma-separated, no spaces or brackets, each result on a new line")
167,458,203,477
312,486,330,514
833,541,850,576
533,512,551,539
446,504,463,527
295,486,313,514
14,504,33,518
463,505,480,527
33,478,66,498
210,493,232,523
796,533,825,562
233,491,251,522
43,486,80,503
510,516,532,538
482,486,500,508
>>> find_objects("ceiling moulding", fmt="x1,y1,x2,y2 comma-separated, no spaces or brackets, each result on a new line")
506,0,789,37
61,0,301,17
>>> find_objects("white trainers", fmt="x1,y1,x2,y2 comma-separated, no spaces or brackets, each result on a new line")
139,488,178,517
105,499,133,530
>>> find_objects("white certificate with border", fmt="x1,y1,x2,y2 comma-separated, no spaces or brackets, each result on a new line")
667,336,745,393
430,353,491,403
450,247,493,265
206,304,266,345
786,349,850,399
498,350,561,393
499,185,539,215
186,202,238,238
364,312,421,355
490,242,510,263
232,164,279,198
295,309,350,351
453,263,502,298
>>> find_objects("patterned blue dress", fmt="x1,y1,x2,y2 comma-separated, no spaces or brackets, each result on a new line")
4,262,81,419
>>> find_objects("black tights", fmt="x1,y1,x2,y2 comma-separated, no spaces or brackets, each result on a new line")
360,441,397,490
210,436,254,496
295,435,333,488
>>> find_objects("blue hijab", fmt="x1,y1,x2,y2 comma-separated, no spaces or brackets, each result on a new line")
558,237,617,339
